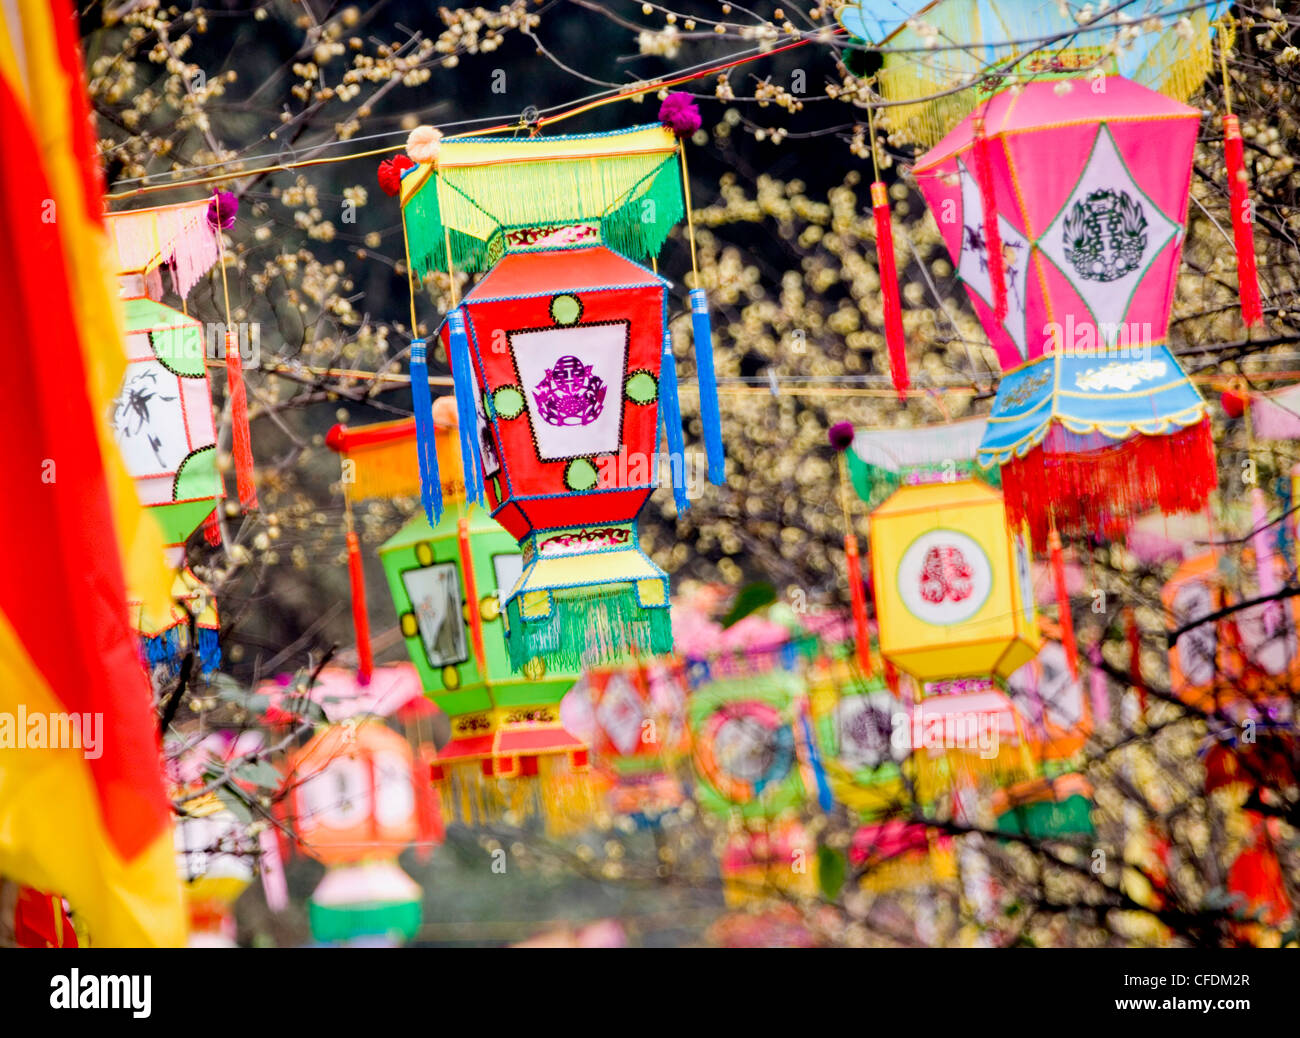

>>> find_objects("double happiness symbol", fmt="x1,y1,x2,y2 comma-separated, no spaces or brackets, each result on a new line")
919,545,974,605
535,355,606,426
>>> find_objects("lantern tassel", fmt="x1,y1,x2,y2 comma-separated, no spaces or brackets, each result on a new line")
657,332,690,514
972,117,1008,323
872,181,909,400
689,288,726,485
1048,528,1078,680
346,529,373,685
408,340,444,525
844,532,874,678
447,308,486,507
224,331,258,510
1224,114,1264,328
203,509,222,546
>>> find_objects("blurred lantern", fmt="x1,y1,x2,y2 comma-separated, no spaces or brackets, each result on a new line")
991,773,1095,840
1203,733,1297,801
807,656,910,817
718,819,818,908
128,567,221,681
914,77,1214,543
1005,641,1093,762
563,659,691,825
174,792,256,947
399,123,725,673
850,820,957,895
1226,814,1294,947
838,1,1231,147
868,478,1039,682
283,721,437,944
379,508,593,834
325,401,463,684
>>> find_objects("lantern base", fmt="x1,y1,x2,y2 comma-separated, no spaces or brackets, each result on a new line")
307,862,422,944
434,750,599,837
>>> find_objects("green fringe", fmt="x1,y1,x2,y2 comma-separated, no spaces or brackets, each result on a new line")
505,584,673,672
845,452,1001,509
405,155,684,277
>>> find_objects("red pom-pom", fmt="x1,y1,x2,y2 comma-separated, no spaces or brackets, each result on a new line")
1221,389,1247,419
378,154,415,196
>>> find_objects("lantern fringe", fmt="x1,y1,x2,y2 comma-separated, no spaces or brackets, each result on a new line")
911,744,1034,804
871,181,909,399
435,752,598,837
223,332,258,511
404,150,684,277
689,289,726,485
141,625,221,678
408,340,444,524
447,309,486,507
505,585,673,672
972,118,1008,323
657,332,690,514
346,530,373,685
1224,114,1264,327
999,418,1217,544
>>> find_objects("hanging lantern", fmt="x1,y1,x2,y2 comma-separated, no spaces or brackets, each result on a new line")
868,478,1039,682
849,821,958,895
1004,641,1093,761
914,76,1216,543
173,792,256,947
807,656,910,817
1226,814,1294,946
129,567,221,680
717,819,818,908
283,721,434,945
562,659,691,825
379,508,593,834
992,773,1095,840
839,0,1232,146
399,124,726,673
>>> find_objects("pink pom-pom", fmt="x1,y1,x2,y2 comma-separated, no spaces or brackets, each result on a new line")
207,189,238,231
377,154,415,196
828,421,856,452
406,125,443,164
659,92,701,138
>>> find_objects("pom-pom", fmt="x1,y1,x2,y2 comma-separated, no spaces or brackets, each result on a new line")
406,125,443,164
206,189,238,231
1221,389,1247,419
659,92,701,137
377,154,415,196
828,421,856,452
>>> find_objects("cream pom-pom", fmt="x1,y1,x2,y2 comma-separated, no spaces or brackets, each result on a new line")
406,125,443,164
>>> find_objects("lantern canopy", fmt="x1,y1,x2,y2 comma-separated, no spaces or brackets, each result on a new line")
438,245,673,671
379,509,594,833
914,76,1215,541
869,478,1039,682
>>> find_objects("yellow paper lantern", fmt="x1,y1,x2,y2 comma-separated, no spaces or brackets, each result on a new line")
868,479,1040,682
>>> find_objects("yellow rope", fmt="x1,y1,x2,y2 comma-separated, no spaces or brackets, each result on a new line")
678,141,699,286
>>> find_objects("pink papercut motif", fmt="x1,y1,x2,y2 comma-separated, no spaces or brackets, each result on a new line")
919,545,974,605
534,354,606,426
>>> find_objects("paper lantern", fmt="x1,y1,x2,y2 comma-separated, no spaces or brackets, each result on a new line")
868,478,1039,682
849,820,957,894
399,124,726,673
688,671,809,820
283,721,431,944
839,0,1231,146
914,76,1215,542
379,509,593,834
111,296,221,557
719,819,818,908
992,773,1095,840
563,659,691,823
129,567,221,680
174,792,256,947
903,683,1036,800
1005,641,1093,761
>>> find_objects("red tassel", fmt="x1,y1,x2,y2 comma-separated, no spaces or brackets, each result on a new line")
871,181,909,400
412,745,444,863
457,516,487,674
203,508,222,546
346,530,373,685
972,116,1008,323
1125,605,1146,718
1048,529,1079,680
1224,115,1264,328
844,532,873,677
884,659,901,697
1000,418,1217,545
224,331,258,510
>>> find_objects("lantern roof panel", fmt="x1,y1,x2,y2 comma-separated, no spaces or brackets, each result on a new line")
463,245,667,304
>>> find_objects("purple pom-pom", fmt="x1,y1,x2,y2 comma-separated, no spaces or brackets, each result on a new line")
828,421,856,452
207,189,239,231
659,92,702,138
